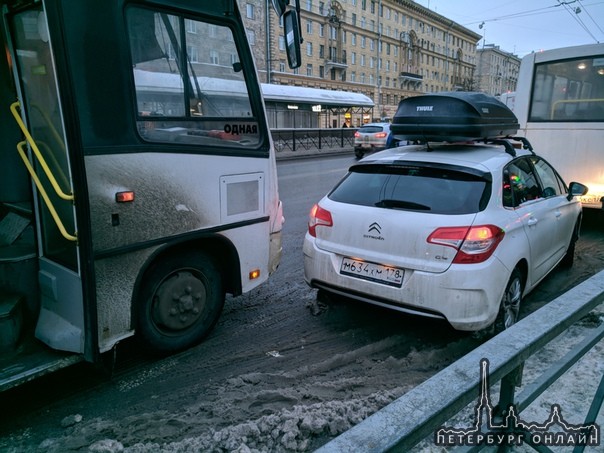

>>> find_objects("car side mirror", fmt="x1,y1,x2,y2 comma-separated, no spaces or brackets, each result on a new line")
567,181,588,201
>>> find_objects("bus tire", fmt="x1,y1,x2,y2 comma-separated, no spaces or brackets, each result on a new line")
136,252,224,354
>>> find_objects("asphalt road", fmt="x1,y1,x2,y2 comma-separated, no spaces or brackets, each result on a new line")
1,154,603,452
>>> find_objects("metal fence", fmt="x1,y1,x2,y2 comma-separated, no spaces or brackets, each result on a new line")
271,128,357,154
317,269,604,452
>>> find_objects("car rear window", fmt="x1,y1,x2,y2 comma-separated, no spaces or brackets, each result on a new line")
359,126,384,133
328,163,491,214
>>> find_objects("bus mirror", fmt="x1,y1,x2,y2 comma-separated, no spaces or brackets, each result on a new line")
283,9,301,69
271,0,289,17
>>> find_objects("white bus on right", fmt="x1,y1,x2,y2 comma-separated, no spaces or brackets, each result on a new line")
513,43,604,209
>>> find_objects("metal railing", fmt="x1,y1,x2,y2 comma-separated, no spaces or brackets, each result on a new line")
272,128,357,154
317,268,604,452
9,101,77,242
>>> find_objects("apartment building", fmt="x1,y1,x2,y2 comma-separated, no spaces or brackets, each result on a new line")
242,1,482,125
475,44,521,96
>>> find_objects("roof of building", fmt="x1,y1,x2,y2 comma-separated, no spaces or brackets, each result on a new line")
261,83,374,108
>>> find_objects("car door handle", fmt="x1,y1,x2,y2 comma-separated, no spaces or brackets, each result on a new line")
527,217,539,226
555,210,562,218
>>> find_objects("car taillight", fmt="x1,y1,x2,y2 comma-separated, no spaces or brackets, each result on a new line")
427,225,504,264
375,132,387,138
308,204,333,237
354,131,361,138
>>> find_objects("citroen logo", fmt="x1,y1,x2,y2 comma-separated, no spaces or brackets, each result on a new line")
368,222,381,234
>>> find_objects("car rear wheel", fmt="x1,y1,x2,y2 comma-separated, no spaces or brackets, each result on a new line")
494,268,523,334
355,149,365,159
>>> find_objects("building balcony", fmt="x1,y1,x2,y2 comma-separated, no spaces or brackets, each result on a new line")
399,72,423,88
325,58,348,70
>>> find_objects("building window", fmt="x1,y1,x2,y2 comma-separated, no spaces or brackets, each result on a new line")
361,36,366,48
247,30,256,45
279,61,285,72
351,71,356,82
246,3,254,20
187,45,198,63
307,42,313,56
320,65,325,78
319,24,324,37
307,20,313,35
351,13,357,26
307,64,313,76
186,19,196,33
351,33,357,46
209,49,218,65
319,44,325,58
279,36,285,51
306,0,312,11
351,52,356,64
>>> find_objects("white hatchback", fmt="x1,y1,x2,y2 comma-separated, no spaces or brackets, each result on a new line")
303,141,588,333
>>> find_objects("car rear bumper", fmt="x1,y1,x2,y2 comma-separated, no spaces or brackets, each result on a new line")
303,236,509,331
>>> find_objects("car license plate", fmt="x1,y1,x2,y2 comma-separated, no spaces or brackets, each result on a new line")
340,257,404,288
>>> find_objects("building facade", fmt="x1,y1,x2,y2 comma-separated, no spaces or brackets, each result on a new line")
242,0,482,127
475,44,521,96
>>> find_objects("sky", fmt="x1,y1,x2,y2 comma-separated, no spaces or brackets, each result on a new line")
414,0,604,57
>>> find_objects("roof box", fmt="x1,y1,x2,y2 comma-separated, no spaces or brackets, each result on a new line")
391,92,519,142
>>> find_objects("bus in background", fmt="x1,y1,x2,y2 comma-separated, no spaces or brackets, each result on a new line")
513,43,604,209
0,0,302,391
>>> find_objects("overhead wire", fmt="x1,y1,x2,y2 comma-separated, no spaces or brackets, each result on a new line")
557,0,600,42
462,1,603,44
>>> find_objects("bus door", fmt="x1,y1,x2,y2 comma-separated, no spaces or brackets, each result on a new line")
5,4,84,354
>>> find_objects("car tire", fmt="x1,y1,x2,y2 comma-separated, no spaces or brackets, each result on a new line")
560,220,580,268
355,150,364,159
493,268,523,334
136,252,224,354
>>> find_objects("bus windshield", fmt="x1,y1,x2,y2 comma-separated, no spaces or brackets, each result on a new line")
127,7,261,147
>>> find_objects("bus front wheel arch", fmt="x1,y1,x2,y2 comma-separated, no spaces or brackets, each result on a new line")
136,251,224,354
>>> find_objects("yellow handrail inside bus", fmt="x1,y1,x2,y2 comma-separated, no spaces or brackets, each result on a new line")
16,141,77,242
550,98,604,120
9,101,74,201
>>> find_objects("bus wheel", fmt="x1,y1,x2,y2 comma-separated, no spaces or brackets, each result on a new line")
137,252,224,354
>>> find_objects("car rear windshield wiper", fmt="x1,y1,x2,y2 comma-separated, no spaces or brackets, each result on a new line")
375,199,431,211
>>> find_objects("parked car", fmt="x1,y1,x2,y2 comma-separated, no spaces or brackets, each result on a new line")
353,122,395,159
304,92,588,335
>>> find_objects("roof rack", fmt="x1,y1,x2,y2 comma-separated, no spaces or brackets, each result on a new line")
483,136,535,157
392,92,520,143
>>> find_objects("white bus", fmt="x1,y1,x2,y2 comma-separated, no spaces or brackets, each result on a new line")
514,43,604,209
0,0,301,391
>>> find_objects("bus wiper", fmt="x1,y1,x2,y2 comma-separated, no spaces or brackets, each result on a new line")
375,199,431,211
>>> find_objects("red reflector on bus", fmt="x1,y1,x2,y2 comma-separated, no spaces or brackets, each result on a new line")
115,191,135,203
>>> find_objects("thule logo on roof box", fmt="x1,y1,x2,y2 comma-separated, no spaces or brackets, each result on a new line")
416,106,433,112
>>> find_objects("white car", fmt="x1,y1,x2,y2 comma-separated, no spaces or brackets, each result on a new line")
353,122,395,159
303,92,588,333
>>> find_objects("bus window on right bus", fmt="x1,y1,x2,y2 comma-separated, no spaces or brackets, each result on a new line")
529,55,604,122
